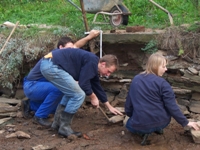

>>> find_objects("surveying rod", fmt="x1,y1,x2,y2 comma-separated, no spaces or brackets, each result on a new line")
85,30,103,58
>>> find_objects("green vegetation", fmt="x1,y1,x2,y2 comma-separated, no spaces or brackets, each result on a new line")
141,40,157,53
0,0,200,91
126,0,199,28
0,0,199,35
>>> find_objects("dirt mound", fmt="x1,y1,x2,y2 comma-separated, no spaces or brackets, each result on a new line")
0,105,199,150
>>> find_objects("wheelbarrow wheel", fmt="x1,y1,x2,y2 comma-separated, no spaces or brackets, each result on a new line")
119,4,129,25
109,6,123,27
110,5,129,27
122,15,129,25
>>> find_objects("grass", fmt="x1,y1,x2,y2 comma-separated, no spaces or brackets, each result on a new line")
0,0,199,90
0,0,200,37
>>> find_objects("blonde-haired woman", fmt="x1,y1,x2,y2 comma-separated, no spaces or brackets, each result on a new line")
125,53,199,145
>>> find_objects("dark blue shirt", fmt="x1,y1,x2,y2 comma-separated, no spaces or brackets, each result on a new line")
51,48,107,103
125,73,188,130
26,48,60,80
26,59,43,80
26,48,107,103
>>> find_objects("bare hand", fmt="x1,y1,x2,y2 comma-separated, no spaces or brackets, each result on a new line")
90,93,99,108
91,98,99,107
108,106,123,116
187,122,200,130
88,30,100,39
104,102,123,115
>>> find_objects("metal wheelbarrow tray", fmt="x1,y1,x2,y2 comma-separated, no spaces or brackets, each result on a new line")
68,0,132,27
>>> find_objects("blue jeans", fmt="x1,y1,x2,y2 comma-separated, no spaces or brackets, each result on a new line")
40,58,86,114
23,77,63,118
126,118,169,134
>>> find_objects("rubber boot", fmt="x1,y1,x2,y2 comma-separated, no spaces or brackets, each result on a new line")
33,116,52,128
58,111,82,138
51,104,65,130
154,129,163,135
141,134,150,146
21,99,32,119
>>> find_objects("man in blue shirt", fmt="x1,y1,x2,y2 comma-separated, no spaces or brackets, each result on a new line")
22,30,100,127
41,48,122,138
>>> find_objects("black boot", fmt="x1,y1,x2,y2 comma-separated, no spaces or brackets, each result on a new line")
141,134,150,146
33,116,52,128
21,99,32,119
154,129,163,135
58,111,82,138
51,104,65,130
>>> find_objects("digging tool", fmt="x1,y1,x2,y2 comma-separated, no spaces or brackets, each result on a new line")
98,106,125,123
98,106,110,122
0,21,19,54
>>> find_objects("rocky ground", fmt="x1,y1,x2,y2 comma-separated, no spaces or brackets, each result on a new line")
1,25,200,150
0,100,200,150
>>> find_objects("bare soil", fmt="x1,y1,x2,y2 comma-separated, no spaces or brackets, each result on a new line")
0,104,200,150
0,27,200,150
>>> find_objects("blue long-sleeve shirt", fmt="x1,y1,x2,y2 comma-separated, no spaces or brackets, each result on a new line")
26,48,107,103
125,73,188,130
26,59,43,80
51,48,107,103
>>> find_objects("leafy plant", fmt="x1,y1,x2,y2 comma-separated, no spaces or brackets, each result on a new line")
187,22,200,32
0,0,200,91
0,38,24,90
141,40,158,54
0,28,64,90
1,0,200,31
178,49,184,56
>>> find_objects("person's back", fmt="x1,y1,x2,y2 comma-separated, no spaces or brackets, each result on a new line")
51,48,102,96
26,59,45,81
125,53,200,146
52,48,99,81
26,49,59,81
41,48,122,138
126,73,182,130
22,31,102,127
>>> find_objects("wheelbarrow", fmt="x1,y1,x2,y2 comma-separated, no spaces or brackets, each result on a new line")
67,0,132,27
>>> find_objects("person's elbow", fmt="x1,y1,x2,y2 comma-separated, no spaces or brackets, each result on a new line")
125,111,132,117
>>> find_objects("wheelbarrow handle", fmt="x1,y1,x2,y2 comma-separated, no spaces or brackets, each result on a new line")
67,0,81,11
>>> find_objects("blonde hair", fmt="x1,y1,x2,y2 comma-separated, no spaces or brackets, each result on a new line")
143,53,167,76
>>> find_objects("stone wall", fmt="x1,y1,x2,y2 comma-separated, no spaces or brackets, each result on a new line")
1,36,200,117
100,43,200,117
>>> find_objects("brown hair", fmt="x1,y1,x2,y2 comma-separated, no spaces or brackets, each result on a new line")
143,53,167,76
57,36,74,48
99,54,119,70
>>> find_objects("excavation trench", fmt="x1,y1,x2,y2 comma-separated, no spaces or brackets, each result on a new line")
1,29,200,149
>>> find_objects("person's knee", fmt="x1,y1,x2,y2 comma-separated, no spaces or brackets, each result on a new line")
79,91,86,100
49,88,63,98
80,91,86,99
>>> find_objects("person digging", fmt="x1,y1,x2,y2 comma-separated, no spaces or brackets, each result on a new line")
40,49,123,138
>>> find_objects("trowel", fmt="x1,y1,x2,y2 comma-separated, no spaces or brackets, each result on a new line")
98,106,125,123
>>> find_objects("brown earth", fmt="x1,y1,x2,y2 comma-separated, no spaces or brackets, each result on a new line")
0,103,200,150
1,26,200,150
